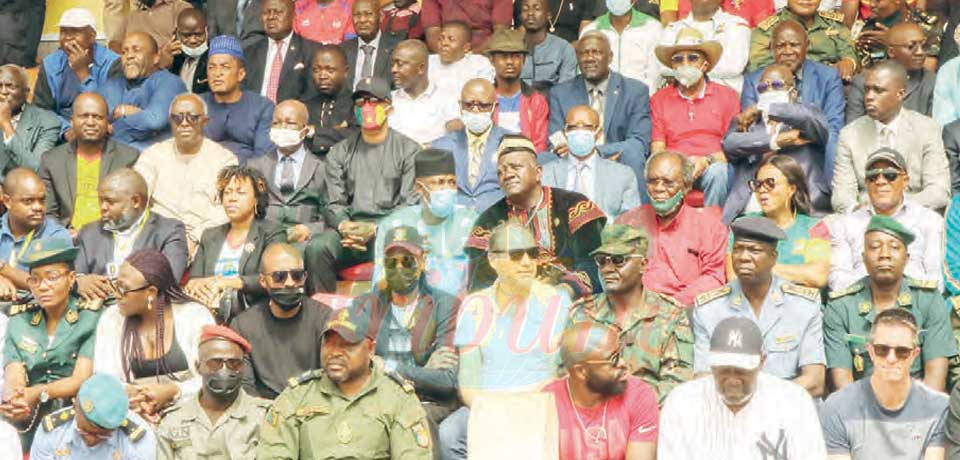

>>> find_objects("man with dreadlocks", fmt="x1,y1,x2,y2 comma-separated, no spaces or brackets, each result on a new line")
92,248,215,422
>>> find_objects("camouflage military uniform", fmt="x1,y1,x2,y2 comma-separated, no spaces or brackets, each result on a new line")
256,366,433,460
748,8,857,71
856,7,943,68
157,390,272,460
568,290,694,403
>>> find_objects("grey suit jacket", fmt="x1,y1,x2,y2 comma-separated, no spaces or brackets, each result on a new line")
247,150,330,234
75,211,189,279
205,0,264,46
832,109,950,213
0,104,60,175
540,155,640,219
39,138,140,228
846,69,936,122
189,218,287,298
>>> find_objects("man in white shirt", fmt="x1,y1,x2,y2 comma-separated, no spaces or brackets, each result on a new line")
658,316,826,460
580,3,663,91
389,39,460,145
427,21,495,102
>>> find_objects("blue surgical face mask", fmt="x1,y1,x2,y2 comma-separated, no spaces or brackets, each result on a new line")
565,129,597,158
606,0,634,16
461,111,493,135
427,188,457,218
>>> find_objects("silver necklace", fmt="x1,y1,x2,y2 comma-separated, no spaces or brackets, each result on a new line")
565,379,608,445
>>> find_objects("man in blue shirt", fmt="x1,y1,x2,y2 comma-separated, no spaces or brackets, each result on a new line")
98,32,187,151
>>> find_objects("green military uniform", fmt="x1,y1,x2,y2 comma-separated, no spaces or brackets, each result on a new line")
748,9,857,72
823,277,957,380
568,290,693,403
157,389,272,460
256,366,433,460
855,7,943,68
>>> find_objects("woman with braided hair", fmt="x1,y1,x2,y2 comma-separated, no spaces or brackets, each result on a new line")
93,249,215,421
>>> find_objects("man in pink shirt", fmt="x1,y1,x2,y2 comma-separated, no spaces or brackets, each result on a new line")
544,321,659,460
616,151,728,306
293,0,356,44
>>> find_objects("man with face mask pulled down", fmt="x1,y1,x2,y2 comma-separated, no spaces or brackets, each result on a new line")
160,8,212,94
156,325,271,460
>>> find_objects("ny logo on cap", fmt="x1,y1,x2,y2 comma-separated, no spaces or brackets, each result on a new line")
728,330,742,348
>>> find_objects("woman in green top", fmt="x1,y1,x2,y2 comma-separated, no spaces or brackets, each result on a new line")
725,155,831,288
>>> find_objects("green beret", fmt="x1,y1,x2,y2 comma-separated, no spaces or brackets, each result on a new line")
590,224,648,256
20,237,78,269
865,215,915,246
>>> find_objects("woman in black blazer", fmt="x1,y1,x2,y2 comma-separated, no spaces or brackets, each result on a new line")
185,165,287,316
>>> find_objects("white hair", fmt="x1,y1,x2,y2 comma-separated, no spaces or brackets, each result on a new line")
168,93,208,116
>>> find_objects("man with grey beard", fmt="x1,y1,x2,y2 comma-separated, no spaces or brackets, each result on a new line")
74,168,189,300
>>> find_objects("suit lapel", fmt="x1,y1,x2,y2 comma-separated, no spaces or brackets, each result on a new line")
132,212,155,251
65,143,78,202
263,153,283,201
98,141,116,179
280,35,303,82
292,152,319,196
344,40,359,87
238,219,261,273
603,75,621,134
248,41,267,89
453,132,471,192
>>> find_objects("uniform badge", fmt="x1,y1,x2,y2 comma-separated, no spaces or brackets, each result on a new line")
268,409,280,427
413,421,431,449
337,421,353,444
854,353,865,372
825,28,839,36
65,309,78,324
31,311,42,326
858,302,871,315
82,400,94,413
18,337,38,354
244,243,255,254
55,447,70,457
898,292,912,305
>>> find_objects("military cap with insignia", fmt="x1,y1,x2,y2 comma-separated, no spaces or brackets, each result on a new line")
590,223,648,256
77,373,129,429
324,307,375,344
384,225,424,256
415,148,456,178
730,216,787,244
20,237,78,268
865,214,915,246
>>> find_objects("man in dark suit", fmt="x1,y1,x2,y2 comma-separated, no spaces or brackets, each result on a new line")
75,168,189,300
163,8,212,94
723,64,831,223
741,19,845,185
206,0,264,46
0,0,44,67
342,0,401,90
39,93,139,235
303,45,359,156
243,0,317,103
846,23,936,121
547,31,652,196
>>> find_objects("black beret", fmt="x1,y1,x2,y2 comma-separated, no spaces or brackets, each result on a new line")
730,216,786,244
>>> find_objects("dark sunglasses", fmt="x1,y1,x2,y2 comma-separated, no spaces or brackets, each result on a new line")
871,343,914,361
747,177,778,192
493,247,539,262
169,112,203,125
865,168,902,183
594,254,643,268
355,96,386,106
385,255,419,269
670,53,701,64
268,269,307,284
204,357,244,371
756,79,792,94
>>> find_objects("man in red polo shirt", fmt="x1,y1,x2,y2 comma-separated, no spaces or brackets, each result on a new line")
650,27,740,209
420,0,512,52
293,0,357,44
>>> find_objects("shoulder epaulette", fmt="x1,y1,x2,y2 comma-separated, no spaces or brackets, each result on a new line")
287,369,322,388
658,292,688,310
758,14,780,31
909,278,939,290
385,369,416,393
781,283,821,302
119,418,147,442
77,298,104,312
695,286,731,307
41,408,75,432
829,282,864,299
158,403,182,418
819,10,844,22
9,302,39,316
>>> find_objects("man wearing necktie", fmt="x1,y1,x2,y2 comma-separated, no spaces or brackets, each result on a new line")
243,0,318,103
342,0,402,90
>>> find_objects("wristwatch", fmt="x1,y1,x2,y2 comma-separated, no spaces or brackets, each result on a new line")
39,387,49,404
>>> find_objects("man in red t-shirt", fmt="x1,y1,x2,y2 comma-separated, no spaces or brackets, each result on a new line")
543,321,659,460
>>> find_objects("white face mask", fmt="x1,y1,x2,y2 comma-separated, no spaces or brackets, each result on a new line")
756,90,791,114
269,127,308,148
462,110,493,135
181,41,208,58
674,65,703,88
606,0,634,16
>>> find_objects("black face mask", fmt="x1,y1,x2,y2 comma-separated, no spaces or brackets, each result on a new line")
268,287,304,311
385,267,419,295
203,367,241,399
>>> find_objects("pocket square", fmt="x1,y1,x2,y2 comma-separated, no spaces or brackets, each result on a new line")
294,62,305,70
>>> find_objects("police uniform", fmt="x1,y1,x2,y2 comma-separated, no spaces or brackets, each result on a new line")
748,8,857,72
30,374,156,459
256,308,433,460
157,390,271,460
856,7,943,68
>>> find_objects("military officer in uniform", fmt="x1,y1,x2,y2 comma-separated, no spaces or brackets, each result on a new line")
693,216,826,397
256,305,433,459
157,325,271,460
824,215,957,392
748,0,857,80
30,373,155,459
568,223,694,404
0,237,102,452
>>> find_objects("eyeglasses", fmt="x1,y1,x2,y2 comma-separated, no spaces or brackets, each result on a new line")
890,41,925,52
670,53,701,64
204,357,244,371
460,101,496,112
109,279,151,297
268,269,307,284
169,113,203,125
870,343,914,361
26,271,70,289
580,349,623,366
355,96,386,106
756,79,792,94
564,124,598,132
492,247,539,262
747,177,778,192
593,254,644,268
385,255,419,269
865,168,902,183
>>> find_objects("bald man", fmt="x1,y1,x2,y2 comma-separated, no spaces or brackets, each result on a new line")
541,105,640,219
74,168,189,300
847,22,936,121
108,0,192,53
0,168,71,291
99,32,188,151
162,8,211,94
0,65,60,176
543,322,659,460
431,78,510,212
389,39,461,145
40,93,138,235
